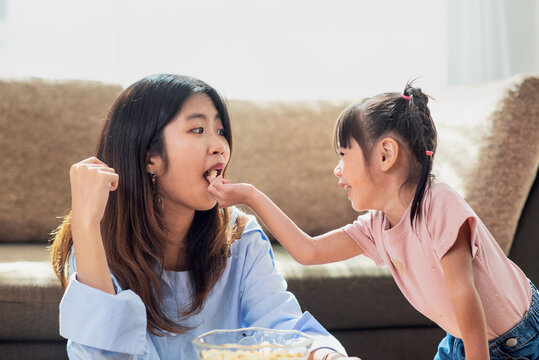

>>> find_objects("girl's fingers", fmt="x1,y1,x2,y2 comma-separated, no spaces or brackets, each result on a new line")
81,156,108,166
106,173,119,191
74,157,116,173
85,167,116,175
207,185,221,197
84,163,115,171
96,167,116,174
73,164,115,174
206,175,227,187
207,184,225,201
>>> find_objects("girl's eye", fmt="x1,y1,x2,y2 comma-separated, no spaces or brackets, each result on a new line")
192,127,204,134
339,152,345,158
218,128,226,136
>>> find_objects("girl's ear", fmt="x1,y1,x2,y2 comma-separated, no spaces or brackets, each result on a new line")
146,152,161,175
377,137,399,172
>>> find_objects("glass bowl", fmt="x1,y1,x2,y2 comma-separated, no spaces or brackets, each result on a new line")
192,327,314,360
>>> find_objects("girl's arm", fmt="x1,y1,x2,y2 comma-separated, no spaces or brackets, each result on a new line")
440,220,489,360
61,158,151,357
70,157,117,294
207,177,363,265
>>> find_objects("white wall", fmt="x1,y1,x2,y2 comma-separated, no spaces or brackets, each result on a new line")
0,0,448,99
447,0,538,85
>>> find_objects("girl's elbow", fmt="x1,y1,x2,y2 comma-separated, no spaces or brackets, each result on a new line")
296,256,313,266
282,236,317,265
291,250,316,265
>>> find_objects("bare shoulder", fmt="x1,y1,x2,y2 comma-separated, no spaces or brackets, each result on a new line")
227,207,261,248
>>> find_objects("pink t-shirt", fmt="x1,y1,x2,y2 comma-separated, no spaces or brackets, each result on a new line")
342,182,531,339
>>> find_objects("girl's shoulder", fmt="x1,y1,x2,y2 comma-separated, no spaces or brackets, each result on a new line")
228,207,260,236
428,181,456,194
422,182,476,233
342,209,386,242
227,207,274,265
227,206,267,247
424,182,468,210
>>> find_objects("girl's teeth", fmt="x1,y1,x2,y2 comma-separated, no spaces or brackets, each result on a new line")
208,169,218,177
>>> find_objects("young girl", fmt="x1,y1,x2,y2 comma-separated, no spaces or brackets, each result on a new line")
50,74,359,360
207,84,539,360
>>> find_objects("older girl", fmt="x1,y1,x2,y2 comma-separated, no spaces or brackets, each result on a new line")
51,74,357,360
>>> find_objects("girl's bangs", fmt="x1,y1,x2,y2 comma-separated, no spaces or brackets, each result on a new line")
334,103,361,152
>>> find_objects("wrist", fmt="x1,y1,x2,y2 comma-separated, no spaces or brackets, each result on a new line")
70,214,101,237
245,184,261,208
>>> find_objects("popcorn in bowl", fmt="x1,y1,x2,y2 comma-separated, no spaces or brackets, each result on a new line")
192,327,313,360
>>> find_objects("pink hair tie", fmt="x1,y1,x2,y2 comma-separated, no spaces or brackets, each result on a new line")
402,94,411,100
425,150,433,156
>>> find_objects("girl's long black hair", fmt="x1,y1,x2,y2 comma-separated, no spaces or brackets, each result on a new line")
52,74,233,335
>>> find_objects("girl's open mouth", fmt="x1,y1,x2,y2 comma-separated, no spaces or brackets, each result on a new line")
204,168,223,183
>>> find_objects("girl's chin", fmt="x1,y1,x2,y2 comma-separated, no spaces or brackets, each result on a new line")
350,199,366,212
197,197,218,211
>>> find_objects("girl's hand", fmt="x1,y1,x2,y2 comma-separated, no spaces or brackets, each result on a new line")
309,349,362,360
206,175,254,208
70,157,119,228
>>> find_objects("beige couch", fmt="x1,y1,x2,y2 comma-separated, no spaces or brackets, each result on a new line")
0,75,537,360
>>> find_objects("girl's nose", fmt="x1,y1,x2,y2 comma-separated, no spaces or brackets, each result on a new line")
209,134,228,158
334,161,342,178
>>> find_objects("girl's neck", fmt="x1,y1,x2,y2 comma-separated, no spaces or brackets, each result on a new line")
382,182,416,228
161,203,195,271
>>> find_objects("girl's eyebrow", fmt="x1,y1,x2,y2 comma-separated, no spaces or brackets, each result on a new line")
186,113,206,120
186,113,221,121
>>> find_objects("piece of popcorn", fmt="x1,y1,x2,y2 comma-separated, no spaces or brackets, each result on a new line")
208,169,218,177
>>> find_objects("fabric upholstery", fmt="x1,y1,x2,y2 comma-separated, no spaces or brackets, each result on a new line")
0,342,67,360
0,259,62,340
0,79,122,243
509,174,539,285
273,246,435,330
430,75,539,254
334,327,445,360
226,99,358,238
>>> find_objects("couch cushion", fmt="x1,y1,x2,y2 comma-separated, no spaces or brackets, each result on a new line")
226,100,358,239
0,79,122,243
273,245,436,330
0,245,63,341
0,342,67,360
0,243,431,342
